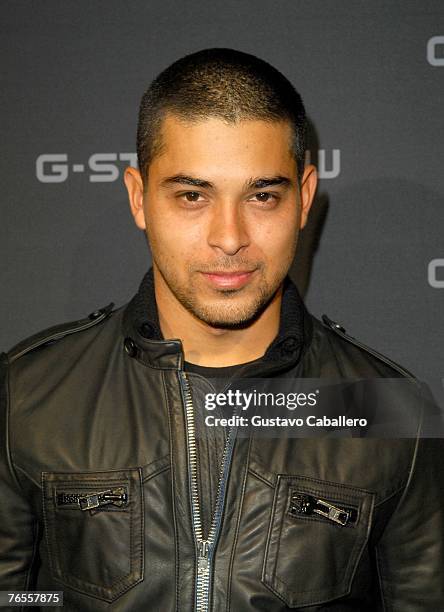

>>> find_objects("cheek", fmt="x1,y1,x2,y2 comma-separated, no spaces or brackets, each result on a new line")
250,209,299,258
146,204,205,260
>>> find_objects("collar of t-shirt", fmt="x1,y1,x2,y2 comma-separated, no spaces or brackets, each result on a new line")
184,357,262,380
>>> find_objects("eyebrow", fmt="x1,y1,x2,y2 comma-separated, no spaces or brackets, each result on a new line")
160,174,215,189
244,176,292,190
160,174,293,191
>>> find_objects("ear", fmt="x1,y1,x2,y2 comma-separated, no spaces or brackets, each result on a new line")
124,166,146,230
299,164,318,229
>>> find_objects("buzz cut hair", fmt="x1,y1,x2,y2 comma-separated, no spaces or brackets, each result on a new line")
136,48,307,184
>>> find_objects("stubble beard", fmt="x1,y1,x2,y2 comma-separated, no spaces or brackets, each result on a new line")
154,258,288,330
174,279,275,329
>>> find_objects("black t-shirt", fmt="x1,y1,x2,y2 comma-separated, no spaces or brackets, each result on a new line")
184,357,262,389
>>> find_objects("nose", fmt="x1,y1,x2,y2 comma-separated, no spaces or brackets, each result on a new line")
207,200,250,256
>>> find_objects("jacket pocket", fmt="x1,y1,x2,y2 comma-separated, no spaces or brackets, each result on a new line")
262,475,374,608
42,468,144,602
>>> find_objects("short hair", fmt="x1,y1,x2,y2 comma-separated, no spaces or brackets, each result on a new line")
136,48,307,184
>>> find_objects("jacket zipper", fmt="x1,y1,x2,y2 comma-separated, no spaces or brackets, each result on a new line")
289,491,358,526
56,486,128,513
180,371,237,612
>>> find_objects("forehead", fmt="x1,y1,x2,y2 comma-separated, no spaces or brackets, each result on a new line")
149,113,296,181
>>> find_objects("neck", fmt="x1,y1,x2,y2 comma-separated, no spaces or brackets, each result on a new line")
153,268,282,367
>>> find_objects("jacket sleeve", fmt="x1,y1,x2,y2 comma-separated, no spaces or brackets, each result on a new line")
376,434,444,611
0,352,39,593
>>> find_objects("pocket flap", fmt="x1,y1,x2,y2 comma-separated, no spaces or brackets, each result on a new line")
262,475,374,608
42,468,144,602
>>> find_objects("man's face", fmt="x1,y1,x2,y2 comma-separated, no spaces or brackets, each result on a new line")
127,114,316,328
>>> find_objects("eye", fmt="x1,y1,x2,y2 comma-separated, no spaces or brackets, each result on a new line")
183,191,202,202
176,191,207,208
255,192,273,202
248,192,280,206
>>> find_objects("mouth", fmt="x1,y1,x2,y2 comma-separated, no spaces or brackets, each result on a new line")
200,269,257,290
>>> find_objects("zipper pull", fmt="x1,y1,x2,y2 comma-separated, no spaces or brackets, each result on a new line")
101,488,128,506
289,492,351,526
313,498,350,526
78,487,128,511
197,540,210,574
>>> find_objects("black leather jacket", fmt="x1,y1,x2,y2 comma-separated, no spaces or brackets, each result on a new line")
1,271,443,611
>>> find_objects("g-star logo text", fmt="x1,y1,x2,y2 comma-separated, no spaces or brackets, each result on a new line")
36,150,341,183
36,153,137,183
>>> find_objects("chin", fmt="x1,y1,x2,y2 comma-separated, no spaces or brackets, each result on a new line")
196,314,259,330
189,297,270,329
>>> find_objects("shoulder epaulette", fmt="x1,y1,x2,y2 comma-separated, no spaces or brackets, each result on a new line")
7,303,114,363
321,314,416,379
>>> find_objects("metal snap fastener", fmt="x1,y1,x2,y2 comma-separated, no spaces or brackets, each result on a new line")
124,337,138,357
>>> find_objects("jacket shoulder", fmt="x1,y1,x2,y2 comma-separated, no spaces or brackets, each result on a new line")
319,314,416,379
6,303,115,363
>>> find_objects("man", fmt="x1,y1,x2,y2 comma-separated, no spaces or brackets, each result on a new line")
1,48,442,611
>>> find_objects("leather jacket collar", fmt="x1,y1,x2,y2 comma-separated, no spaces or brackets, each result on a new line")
122,267,313,376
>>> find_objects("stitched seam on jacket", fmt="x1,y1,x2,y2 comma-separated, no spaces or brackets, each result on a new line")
14,464,42,489
248,468,275,489
4,357,38,593
4,359,25,492
373,484,406,508
131,344,181,371
24,519,40,591
226,435,253,612
373,413,422,611
375,545,388,612
380,416,421,526
325,329,347,378
14,456,169,488
10,465,40,597
162,371,181,612
130,357,181,371
142,463,170,482
137,466,145,593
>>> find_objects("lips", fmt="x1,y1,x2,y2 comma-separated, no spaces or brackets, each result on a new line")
201,270,256,290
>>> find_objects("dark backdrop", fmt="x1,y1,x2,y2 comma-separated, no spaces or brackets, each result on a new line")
2,1,443,403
